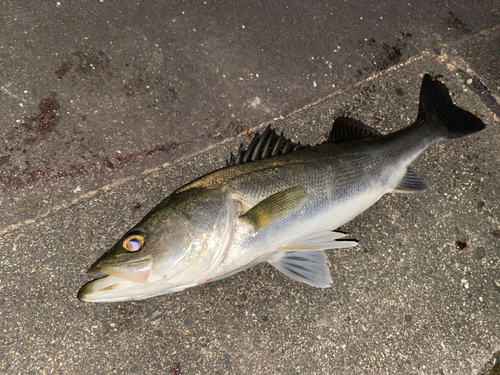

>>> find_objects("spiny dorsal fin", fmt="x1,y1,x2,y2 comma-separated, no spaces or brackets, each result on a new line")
228,125,309,166
328,116,382,144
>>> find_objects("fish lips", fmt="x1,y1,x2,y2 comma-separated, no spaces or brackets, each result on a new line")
77,275,138,303
87,255,153,283
78,256,153,303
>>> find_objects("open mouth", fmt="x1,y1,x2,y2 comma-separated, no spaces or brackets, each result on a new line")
87,256,153,283
78,257,153,303
77,274,138,303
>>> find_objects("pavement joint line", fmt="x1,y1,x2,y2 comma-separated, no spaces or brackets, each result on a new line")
0,82,26,102
269,53,427,124
436,25,500,106
0,34,495,238
437,23,500,49
437,49,500,108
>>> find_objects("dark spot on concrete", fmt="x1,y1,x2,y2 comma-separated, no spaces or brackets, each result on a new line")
346,315,351,323
133,202,142,210
492,230,500,238
372,33,411,72
404,314,413,323
19,94,62,135
477,201,485,212
122,74,148,98
262,315,268,322
475,247,486,260
170,362,182,375
358,32,412,76
73,50,111,75
55,60,72,80
168,88,179,100
395,87,404,96
24,137,37,145
104,159,114,170
381,44,403,68
445,11,471,33
456,240,467,249
39,94,61,114
123,83,135,97
0,155,10,166
2,94,62,163
0,119,183,189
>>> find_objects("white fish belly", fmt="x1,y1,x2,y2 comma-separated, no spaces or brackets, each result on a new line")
206,183,389,282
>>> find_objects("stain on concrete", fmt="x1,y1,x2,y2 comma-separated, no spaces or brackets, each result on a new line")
445,11,472,34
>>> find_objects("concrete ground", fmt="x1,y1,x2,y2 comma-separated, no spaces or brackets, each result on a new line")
1,1,499,374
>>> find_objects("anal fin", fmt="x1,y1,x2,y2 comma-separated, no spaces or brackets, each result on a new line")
280,230,358,251
267,230,357,287
393,166,431,193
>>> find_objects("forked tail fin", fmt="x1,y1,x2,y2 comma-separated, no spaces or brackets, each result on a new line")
418,74,485,139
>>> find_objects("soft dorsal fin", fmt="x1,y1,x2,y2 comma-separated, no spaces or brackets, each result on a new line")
228,126,309,166
327,116,382,143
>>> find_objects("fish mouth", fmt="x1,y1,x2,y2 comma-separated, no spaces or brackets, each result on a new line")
77,275,139,303
77,257,153,303
88,256,153,283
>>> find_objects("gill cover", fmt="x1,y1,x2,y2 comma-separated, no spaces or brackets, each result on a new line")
78,184,234,302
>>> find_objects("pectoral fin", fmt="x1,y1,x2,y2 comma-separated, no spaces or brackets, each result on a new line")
241,186,307,231
267,251,333,287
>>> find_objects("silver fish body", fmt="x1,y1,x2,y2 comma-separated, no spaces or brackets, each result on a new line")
78,75,485,302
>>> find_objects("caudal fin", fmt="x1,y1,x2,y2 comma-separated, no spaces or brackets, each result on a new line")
418,74,485,139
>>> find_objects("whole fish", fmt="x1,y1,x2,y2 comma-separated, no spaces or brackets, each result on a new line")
78,74,485,302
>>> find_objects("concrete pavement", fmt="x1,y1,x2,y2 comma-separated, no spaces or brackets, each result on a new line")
1,1,499,374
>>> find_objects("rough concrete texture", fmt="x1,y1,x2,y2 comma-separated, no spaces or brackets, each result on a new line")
1,0,499,229
1,1,500,374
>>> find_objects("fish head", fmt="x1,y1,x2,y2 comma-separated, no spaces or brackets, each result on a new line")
78,185,234,302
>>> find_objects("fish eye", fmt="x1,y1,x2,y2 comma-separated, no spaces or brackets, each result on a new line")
123,234,145,252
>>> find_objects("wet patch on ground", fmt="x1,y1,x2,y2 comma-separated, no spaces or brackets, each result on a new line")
444,11,472,34
356,32,413,76
55,49,112,81
453,69,500,118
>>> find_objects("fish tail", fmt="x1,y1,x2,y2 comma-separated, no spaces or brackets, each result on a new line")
418,74,485,139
